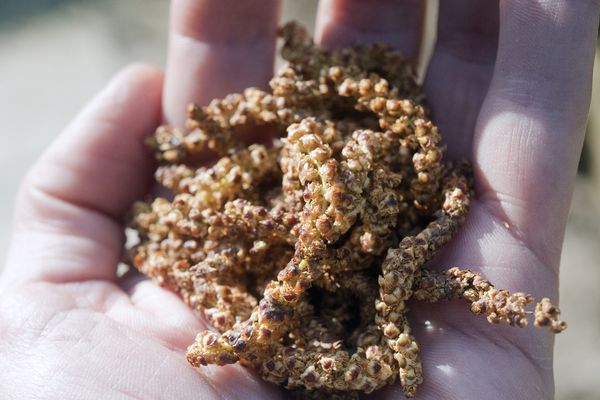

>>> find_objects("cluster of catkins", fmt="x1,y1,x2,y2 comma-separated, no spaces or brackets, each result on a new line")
127,22,566,399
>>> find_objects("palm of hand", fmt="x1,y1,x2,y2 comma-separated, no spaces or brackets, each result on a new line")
0,279,278,399
1,1,597,399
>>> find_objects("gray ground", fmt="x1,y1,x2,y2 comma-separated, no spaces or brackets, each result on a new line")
0,1,598,398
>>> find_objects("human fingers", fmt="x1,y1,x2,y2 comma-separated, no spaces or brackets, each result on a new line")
423,1,499,159
163,0,281,126
3,64,163,284
315,0,425,60
474,0,600,269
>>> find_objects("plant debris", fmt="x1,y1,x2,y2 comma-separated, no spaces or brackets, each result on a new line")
127,22,566,399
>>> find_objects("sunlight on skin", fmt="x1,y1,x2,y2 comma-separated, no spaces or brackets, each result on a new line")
435,364,455,377
476,110,575,270
1,0,598,399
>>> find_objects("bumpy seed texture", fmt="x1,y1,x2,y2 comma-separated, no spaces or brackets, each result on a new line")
126,22,566,399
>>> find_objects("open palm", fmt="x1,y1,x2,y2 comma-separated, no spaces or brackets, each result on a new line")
1,1,597,399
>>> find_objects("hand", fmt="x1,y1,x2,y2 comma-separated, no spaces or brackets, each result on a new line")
0,1,597,399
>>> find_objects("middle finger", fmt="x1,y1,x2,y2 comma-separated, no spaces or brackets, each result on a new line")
423,0,499,159
315,0,425,60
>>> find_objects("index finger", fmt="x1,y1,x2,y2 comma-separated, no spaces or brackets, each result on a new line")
163,0,281,126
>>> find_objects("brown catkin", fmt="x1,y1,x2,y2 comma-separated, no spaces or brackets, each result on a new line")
126,21,566,400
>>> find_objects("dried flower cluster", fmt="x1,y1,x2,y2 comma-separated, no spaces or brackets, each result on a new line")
127,22,566,399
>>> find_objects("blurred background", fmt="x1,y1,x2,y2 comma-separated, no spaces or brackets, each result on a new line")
0,1,598,398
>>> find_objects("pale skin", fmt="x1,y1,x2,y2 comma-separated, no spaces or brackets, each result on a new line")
0,1,597,398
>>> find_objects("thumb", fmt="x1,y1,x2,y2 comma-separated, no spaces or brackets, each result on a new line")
2,64,163,285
